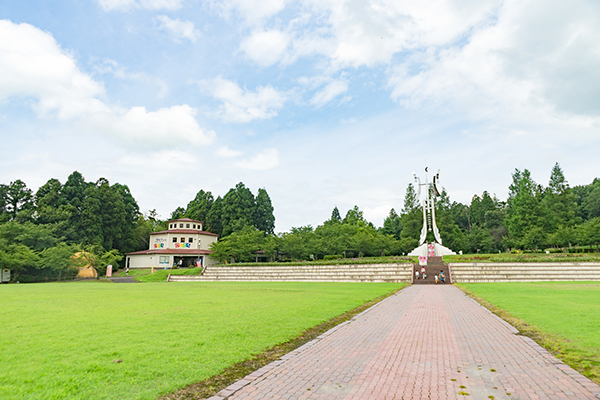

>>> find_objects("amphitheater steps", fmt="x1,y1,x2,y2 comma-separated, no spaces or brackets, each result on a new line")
167,263,413,283
450,262,600,283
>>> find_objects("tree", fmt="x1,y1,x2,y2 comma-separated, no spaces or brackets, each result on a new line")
185,190,214,223
399,183,422,250
72,245,123,276
585,183,600,220
221,182,256,236
380,208,402,239
132,209,166,251
170,207,186,220
543,163,579,232
578,217,600,251
61,171,88,241
254,188,275,234
351,226,376,257
505,169,544,247
209,226,266,263
5,180,33,220
206,196,223,236
402,183,419,214
343,206,368,226
0,184,8,223
39,243,79,280
326,206,342,225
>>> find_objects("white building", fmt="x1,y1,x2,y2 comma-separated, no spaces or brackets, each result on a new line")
125,218,219,270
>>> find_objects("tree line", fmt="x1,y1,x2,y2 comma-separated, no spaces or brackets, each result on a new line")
0,173,274,281
1,163,599,278
210,163,600,263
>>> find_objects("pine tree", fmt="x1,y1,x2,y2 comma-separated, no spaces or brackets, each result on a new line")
254,188,275,234
221,182,256,236
506,169,544,248
185,189,214,224
381,208,402,239
543,163,579,233
206,196,223,236
330,206,342,224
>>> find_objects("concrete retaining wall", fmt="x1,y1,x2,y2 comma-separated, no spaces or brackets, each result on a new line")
168,263,413,283
449,262,600,283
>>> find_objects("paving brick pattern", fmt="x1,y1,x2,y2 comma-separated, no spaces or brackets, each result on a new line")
210,285,600,400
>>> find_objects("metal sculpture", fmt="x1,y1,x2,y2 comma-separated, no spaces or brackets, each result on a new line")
413,167,443,246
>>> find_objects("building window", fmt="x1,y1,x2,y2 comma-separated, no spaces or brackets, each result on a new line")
186,223,190,228
172,237,177,242
193,224,196,229
179,223,183,228
159,256,169,263
180,237,185,242
189,238,193,243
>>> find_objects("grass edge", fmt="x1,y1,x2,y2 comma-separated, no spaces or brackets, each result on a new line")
455,284,600,386
158,284,407,400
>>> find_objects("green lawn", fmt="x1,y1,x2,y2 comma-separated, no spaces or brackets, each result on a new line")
0,281,402,400
458,282,600,382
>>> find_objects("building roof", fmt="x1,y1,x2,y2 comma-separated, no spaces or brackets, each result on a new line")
150,229,219,236
125,249,213,256
167,217,204,224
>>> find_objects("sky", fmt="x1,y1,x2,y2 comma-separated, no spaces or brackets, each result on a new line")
1,0,599,232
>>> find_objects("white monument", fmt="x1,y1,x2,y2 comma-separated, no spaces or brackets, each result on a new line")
408,167,456,258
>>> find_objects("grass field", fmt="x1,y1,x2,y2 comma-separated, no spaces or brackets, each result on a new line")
458,281,600,382
0,281,402,400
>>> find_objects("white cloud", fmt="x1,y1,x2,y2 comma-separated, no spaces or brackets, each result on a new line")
156,15,201,43
310,80,348,107
240,30,289,67
200,77,286,122
0,20,108,120
233,148,280,170
84,105,215,146
222,0,500,69
0,19,213,148
388,0,600,125
98,0,183,11
216,146,243,158
206,0,288,24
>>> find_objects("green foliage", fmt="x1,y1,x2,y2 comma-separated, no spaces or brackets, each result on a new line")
5,179,33,220
184,189,214,224
380,208,402,239
0,282,400,399
221,182,256,236
327,206,342,224
209,226,270,263
255,188,275,234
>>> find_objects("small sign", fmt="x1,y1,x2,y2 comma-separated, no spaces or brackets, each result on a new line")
418,256,427,266
427,243,436,258
106,265,113,277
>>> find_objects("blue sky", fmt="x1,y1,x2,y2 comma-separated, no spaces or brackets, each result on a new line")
1,0,599,232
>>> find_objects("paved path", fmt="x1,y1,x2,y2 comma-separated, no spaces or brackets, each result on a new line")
209,285,600,400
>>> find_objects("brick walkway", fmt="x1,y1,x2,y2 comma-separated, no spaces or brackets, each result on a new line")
209,285,600,400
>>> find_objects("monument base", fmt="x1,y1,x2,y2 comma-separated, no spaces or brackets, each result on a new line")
408,242,456,257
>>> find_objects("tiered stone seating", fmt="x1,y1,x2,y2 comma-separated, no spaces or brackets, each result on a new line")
449,262,600,283
167,263,413,283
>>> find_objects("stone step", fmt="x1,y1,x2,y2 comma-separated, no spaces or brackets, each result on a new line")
167,263,413,283
449,262,600,282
